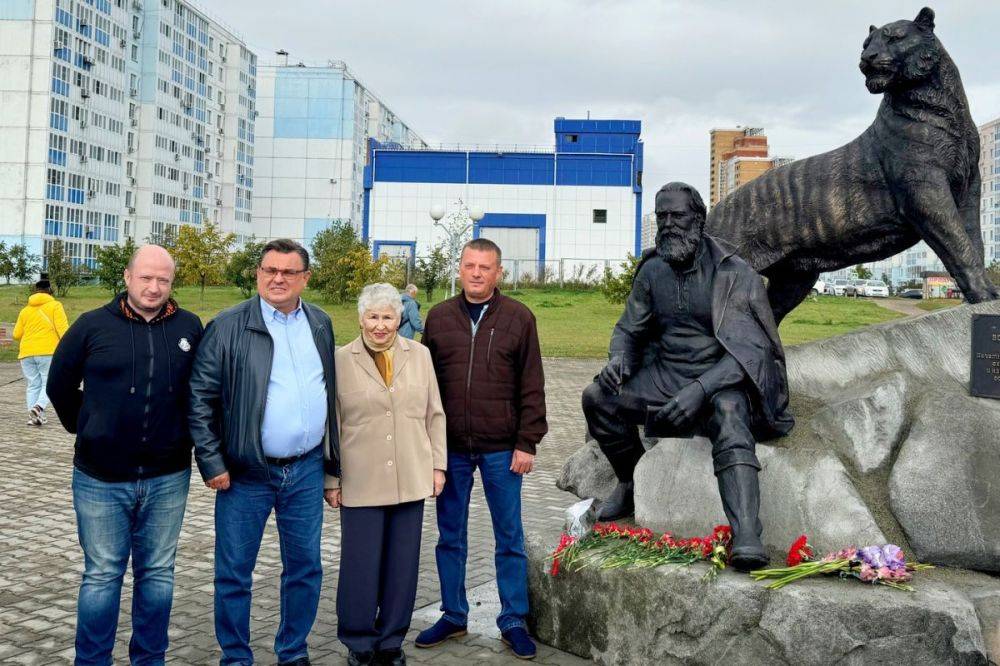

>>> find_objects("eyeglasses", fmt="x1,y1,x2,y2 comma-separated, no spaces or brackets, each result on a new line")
258,266,308,279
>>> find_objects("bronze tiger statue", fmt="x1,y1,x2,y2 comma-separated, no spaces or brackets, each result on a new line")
707,7,997,323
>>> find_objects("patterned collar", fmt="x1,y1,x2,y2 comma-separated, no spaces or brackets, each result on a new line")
119,294,178,324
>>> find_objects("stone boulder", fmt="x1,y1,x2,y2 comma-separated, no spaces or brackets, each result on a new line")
890,392,1000,572
558,301,1000,573
557,435,618,501
527,534,1000,665
633,439,886,557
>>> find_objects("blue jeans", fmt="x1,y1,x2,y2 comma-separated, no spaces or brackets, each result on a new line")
21,355,52,409
435,450,528,632
72,466,191,666
214,446,324,665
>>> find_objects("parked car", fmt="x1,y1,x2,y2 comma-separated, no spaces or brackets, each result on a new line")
827,278,850,296
845,279,867,297
863,280,889,298
899,288,923,299
812,279,826,296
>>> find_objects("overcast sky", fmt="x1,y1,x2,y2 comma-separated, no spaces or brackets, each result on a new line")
209,0,1000,212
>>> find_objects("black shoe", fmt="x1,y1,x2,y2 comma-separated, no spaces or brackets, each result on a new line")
278,658,311,666
717,464,769,572
596,480,634,521
375,648,406,665
347,651,375,666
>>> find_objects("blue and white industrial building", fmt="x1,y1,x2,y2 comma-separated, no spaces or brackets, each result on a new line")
364,118,643,277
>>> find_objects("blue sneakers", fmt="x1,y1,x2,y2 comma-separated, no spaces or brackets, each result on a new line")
414,617,468,648
501,627,537,660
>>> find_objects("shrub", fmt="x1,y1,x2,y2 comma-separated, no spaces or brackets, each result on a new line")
311,222,389,303
225,238,265,298
600,254,640,304
94,237,138,295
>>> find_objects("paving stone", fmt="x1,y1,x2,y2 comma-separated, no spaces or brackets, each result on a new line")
0,359,595,664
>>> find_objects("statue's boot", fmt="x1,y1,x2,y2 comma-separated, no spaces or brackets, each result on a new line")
717,463,769,571
596,434,644,521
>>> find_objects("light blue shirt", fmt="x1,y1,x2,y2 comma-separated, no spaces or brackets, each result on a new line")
259,298,328,459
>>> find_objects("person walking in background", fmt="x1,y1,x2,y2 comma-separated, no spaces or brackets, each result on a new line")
46,245,203,665
13,279,67,426
188,238,338,666
326,283,446,666
417,238,547,660
398,284,424,339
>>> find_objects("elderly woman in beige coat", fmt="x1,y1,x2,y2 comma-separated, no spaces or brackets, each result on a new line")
325,283,446,666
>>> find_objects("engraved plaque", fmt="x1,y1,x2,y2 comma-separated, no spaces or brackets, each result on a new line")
970,314,1000,399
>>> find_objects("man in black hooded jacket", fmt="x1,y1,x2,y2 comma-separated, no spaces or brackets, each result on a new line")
47,244,203,664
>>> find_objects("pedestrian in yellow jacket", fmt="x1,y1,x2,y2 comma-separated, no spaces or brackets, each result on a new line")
13,280,68,425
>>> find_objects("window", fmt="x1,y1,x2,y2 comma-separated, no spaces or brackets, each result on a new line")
49,134,67,165
565,134,579,143
45,204,64,236
593,209,608,224
66,207,83,237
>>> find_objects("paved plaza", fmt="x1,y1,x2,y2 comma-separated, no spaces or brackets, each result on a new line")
0,358,602,665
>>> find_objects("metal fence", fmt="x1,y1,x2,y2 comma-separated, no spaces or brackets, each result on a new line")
389,256,630,292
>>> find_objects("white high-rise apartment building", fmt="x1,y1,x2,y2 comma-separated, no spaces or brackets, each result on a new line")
0,0,255,269
254,60,425,246
979,116,1000,266
133,0,256,245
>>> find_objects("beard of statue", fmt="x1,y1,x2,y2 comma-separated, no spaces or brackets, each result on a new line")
656,219,704,267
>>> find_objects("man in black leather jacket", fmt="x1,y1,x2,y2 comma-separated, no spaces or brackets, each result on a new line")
188,239,338,665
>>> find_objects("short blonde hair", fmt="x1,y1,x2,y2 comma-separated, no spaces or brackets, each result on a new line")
357,283,404,318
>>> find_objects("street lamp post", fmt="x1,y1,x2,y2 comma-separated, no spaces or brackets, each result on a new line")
430,198,485,297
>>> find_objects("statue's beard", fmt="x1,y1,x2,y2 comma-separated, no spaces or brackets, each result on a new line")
656,225,703,267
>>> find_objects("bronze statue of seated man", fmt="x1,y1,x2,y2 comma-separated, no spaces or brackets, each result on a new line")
582,182,794,571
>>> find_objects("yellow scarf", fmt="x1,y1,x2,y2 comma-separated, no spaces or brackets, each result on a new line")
363,335,396,386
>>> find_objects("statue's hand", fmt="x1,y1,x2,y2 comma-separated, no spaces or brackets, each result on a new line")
659,382,706,427
598,355,629,394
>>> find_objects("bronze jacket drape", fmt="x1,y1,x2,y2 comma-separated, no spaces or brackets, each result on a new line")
614,236,794,440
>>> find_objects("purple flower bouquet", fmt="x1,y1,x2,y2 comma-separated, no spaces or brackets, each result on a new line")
750,541,933,591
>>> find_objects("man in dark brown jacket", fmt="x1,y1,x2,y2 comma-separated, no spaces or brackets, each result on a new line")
416,238,547,660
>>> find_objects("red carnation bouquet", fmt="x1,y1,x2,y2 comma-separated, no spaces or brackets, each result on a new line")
550,522,733,580
786,534,813,567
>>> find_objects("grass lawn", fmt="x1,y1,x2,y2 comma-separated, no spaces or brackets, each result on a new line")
776,294,903,346
916,298,962,312
0,286,902,362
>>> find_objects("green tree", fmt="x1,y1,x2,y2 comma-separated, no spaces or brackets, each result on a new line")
174,223,235,299
600,254,640,304
988,261,1000,288
46,240,80,297
93,237,138,295
339,247,389,300
0,243,40,284
853,264,873,280
147,225,178,252
310,221,377,303
0,241,12,284
415,242,449,302
225,237,265,298
10,244,40,284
